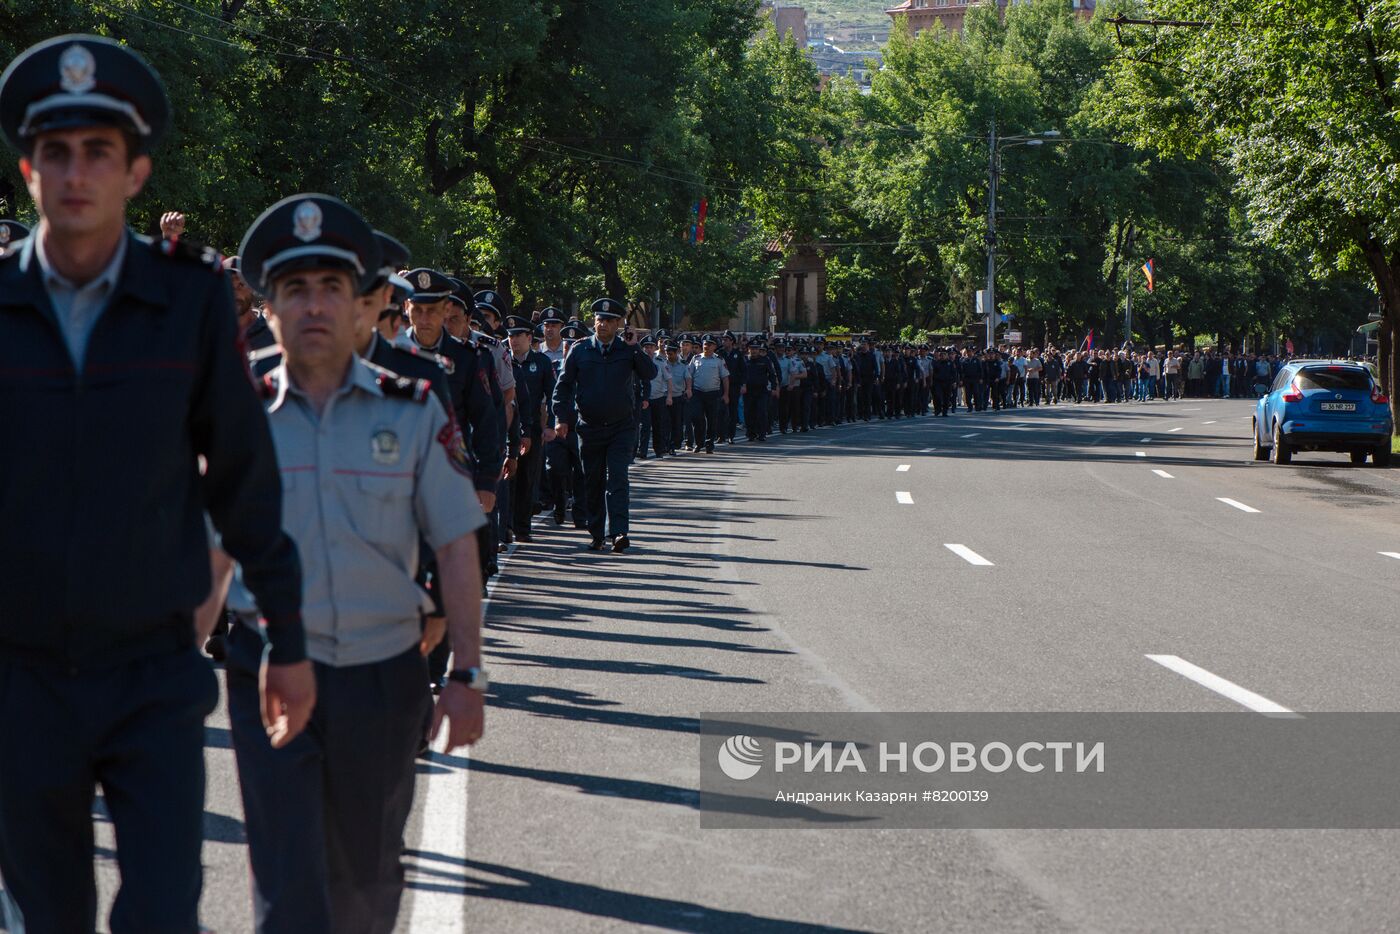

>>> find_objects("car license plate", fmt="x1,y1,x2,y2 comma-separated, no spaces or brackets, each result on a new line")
1320,402,1356,412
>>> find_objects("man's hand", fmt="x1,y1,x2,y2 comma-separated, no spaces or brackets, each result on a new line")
261,659,316,749
666,396,672,406
554,421,569,439
160,211,186,239
641,399,649,410
430,681,485,752
477,490,497,512
740,385,746,396
542,427,556,443
721,395,729,404
519,437,532,456
420,615,447,656
502,457,518,480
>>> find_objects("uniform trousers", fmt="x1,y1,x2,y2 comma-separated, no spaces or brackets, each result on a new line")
667,397,686,454
743,388,769,439
648,398,672,455
691,389,723,449
511,435,544,535
635,404,652,459
578,421,636,541
0,642,216,934
227,624,430,934
725,392,742,441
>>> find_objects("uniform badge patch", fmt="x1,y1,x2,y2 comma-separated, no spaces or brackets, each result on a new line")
417,271,431,289
292,200,323,242
528,362,537,373
59,44,96,94
371,429,400,465
436,420,474,478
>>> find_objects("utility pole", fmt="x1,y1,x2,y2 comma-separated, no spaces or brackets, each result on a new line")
1124,268,1132,345
986,119,998,350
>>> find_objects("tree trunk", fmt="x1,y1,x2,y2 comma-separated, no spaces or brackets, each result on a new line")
494,268,515,315
1356,235,1400,433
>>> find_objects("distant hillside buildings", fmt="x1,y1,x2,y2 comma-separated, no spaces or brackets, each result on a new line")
884,0,1096,35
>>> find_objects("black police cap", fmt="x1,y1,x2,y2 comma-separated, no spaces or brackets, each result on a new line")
0,219,30,249
702,333,718,345
538,306,566,324
239,194,380,297
474,290,506,319
663,341,680,351
561,324,589,340
0,35,170,154
504,315,532,335
590,297,625,320
403,268,454,302
372,230,409,278
640,334,658,347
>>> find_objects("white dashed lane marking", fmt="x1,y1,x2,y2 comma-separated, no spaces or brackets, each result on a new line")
960,433,980,439
1380,552,1400,561
1140,437,1152,443
1168,427,1183,433
945,544,993,566
1152,469,1174,478
896,464,911,472
1203,420,1218,425
1145,654,1296,715
896,491,914,504
1217,497,1260,513
1135,451,1147,457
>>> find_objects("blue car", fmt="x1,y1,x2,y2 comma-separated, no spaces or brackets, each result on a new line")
1253,360,1393,465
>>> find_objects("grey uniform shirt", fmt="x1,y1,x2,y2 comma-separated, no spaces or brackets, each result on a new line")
32,229,128,370
688,354,729,393
665,358,688,395
471,331,516,392
647,354,671,399
227,359,485,667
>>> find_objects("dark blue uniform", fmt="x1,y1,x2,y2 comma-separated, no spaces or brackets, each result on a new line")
720,345,746,442
509,348,555,538
0,232,305,934
552,333,657,545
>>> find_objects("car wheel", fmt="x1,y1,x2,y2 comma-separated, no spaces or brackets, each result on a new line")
1350,449,1368,465
1252,419,1268,461
1375,445,1392,467
1271,421,1291,464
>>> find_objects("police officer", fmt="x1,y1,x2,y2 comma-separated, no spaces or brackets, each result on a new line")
641,334,673,456
742,337,776,440
222,194,487,934
0,35,307,933
552,298,657,551
225,254,276,350
719,330,746,442
505,314,553,543
688,334,730,453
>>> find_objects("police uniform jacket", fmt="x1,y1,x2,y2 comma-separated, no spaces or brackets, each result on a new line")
0,231,304,667
226,360,485,667
403,329,504,493
553,334,658,428
512,348,556,441
721,347,747,385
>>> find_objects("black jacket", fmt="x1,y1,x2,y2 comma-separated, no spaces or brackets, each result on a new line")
553,335,658,428
0,232,303,667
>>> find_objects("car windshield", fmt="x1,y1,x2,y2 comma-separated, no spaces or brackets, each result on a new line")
1296,367,1371,391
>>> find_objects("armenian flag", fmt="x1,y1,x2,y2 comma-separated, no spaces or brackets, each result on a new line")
1142,258,1155,292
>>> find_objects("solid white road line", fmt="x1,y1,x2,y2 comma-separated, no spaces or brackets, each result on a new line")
1380,552,1400,560
1152,469,1174,478
1183,407,1202,411
406,540,519,932
1216,497,1260,513
1203,420,1218,425
1145,654,1296,715
1140,436,1152,442
896,491,914,504
1135,451,1147,457
896,464,911,472
1168,427,1184,433
945,544,993,566
961,432,980,439
919,447,936,453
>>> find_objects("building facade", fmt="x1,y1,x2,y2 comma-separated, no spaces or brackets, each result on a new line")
885,0,1094,36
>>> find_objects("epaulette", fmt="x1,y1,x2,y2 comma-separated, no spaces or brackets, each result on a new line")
377,373,432,403
248,343,282,365
393,343,451,372
152,235,223,272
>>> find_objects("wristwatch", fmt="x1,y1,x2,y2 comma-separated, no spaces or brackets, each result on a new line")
444,666,489,692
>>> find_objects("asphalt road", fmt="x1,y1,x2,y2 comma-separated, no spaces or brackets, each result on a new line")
35,395,1400,932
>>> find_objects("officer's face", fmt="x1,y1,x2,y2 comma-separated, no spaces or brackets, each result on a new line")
407,298,448,344
266,268,359,367
229,271,256,318
21,127,151,240
509,331,531,356
594,316,621,342
543,321,563,343
443,304,467,339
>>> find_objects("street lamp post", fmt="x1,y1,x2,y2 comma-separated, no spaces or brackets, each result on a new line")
986,124,1060,349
